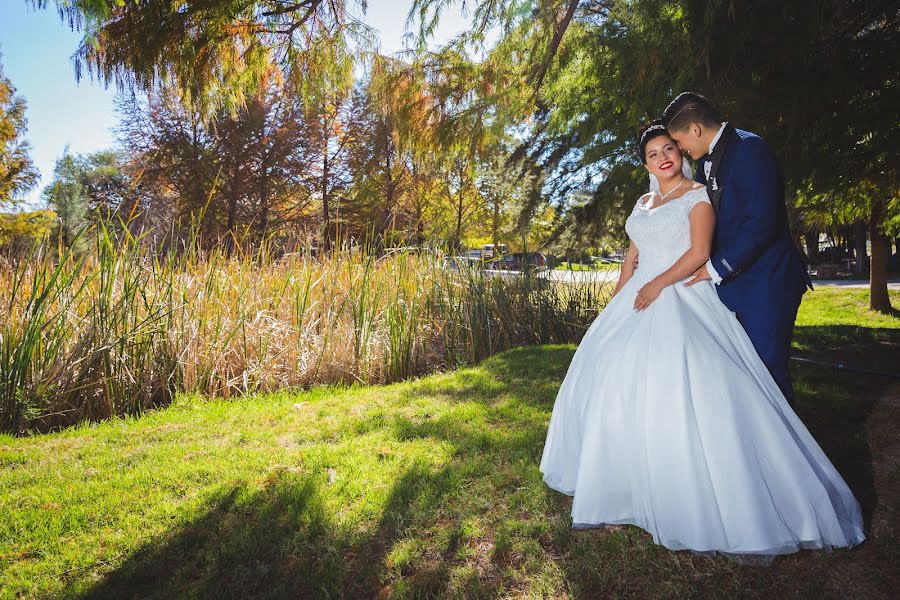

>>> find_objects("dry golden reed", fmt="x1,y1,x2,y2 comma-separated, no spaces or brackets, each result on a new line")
0,230,611,433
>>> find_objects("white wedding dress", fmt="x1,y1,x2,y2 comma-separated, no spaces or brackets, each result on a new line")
540,186,865,557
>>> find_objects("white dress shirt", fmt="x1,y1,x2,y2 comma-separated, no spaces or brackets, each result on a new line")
704,122,728,284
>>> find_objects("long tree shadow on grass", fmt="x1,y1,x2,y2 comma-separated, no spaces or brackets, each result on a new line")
81,462,464,599
790,366,881,532
400,345,575,409
81,343,893,598
793,324,899,373
792,322,898,530
80,348,572,599
79,350,563,598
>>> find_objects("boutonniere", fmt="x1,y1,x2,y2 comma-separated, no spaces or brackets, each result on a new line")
711,177,719,191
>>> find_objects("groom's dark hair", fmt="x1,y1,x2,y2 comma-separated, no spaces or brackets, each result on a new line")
662,92,722,131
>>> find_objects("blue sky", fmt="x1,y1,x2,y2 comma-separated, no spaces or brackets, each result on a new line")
0,1,491,209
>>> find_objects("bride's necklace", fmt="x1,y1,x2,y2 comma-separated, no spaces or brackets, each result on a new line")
658,176,687,201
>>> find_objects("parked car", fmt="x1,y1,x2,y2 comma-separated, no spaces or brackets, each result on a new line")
481,243,509,258
489,252,547,272
442,255,482,271
593,253,624,264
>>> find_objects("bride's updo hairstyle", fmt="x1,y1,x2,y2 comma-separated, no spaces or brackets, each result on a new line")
638,119,671,164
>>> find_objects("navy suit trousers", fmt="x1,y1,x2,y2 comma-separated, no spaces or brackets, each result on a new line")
727,287,805,407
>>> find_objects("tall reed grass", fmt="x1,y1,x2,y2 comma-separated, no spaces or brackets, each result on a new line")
0,229,613,433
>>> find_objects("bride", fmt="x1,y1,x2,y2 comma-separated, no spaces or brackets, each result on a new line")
539,121,865,558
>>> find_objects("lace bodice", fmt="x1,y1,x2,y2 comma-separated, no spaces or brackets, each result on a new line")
624,186,711,281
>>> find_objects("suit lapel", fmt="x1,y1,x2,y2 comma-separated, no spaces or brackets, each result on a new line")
705,125,737,213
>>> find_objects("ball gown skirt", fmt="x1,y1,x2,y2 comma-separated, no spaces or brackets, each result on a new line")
539,191,865,558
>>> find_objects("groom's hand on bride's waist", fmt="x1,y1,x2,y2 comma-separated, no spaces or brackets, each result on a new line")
684,265,711,286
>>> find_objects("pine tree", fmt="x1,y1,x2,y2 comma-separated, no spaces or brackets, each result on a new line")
42,149,89,247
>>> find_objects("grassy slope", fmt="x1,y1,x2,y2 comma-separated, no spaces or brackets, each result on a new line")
0,290,897,599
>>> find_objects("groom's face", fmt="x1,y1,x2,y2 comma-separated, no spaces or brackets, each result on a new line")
667,124,706,160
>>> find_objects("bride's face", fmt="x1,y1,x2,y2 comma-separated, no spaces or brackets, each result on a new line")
643,135,684,180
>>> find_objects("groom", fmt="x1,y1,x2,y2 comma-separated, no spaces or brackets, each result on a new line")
662,92,813,407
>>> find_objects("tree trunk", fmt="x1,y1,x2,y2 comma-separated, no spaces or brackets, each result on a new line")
530,0,581,94
853,220,867,276
455,187,464,251
258,162,269,244
225,167,239,256
492,199,500,249
452,163,465,251
869,196,892,313
383,144,395,239
804,230,818,263
257,116,270,244
321,114,332,251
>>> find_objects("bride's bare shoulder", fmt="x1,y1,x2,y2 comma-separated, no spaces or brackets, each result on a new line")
689,182,705,190
638,191,655,205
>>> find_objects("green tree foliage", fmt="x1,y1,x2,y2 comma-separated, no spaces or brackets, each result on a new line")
30,1,896,310
0,209,56,254
32,1,555,251
34,0,377,115
663,0,898,311
42,149,91,247
77,150,132,216
344,82,414,244
369,29,542,250
400,2,618,251
364,57,456,247
302,59,355,250
412,0,898,309
41,148,136,247
0,51,38,208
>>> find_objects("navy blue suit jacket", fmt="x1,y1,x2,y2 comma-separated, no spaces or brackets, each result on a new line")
695,129,812,317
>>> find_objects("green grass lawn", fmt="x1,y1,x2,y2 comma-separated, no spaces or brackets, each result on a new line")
793,288,899,374
1,289,897,598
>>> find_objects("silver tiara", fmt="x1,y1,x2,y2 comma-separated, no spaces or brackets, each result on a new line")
640,123,666,144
